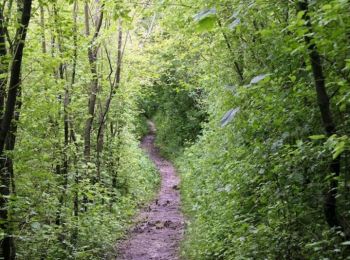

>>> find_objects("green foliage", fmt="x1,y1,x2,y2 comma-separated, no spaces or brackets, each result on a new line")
2,0,350,259
137,0,350,259
0,1,160,259
141,35,208,159
193,8,217,32
13,77,160,259
144,80,207,159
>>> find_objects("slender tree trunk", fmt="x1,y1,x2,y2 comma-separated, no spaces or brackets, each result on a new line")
0,4,7,117
51,4,69,233
298,0,349,236
110,123,121,206
83,1,104,161
2,81,22,260
96,20,123,179
0,5,12,259
0,0,32,154
71,3,79,245
40,4,46,54
84,1,90,36
82,0,104,209
0,0,32,259
217,19,244,83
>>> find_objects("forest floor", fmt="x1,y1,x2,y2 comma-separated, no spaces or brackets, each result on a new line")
116,122,185,260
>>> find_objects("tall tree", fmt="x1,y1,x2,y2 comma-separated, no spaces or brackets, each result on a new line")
298,0,349,236
96,20,123,179
84,0,104,160
0,0,32,258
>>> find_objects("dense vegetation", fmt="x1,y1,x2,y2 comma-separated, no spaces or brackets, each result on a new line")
144,0,350,259
0,0,350,259
0,1,160,259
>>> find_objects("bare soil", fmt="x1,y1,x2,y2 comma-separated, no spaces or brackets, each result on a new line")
116,122,185,260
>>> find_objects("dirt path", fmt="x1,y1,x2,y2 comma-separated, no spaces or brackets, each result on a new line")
117,122,185,260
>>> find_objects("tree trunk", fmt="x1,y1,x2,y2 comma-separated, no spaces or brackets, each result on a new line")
0,0,32,154
83,1,104,160
298,0,349,236
1,81,22,260
0,4,7,116
0,0,32,259
96,20,123,179
71,2,79,247
40,4,46,54
217,19,244,83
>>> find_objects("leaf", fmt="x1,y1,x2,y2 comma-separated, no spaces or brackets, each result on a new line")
193,8,217,32
31,222,41,230
224,85,236,91
197,17,216,32
309,134,326,140
297,10,306,20
228,18,240,30
224,184,232,192
228,11,240,20
250,74,270,84
341,241,350,246
333,141,346,159
193,8,216,22
221,108,240,127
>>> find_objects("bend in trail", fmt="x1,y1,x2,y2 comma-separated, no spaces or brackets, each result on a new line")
117,121,185,260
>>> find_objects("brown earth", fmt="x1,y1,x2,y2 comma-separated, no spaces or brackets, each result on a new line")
116,122,185,260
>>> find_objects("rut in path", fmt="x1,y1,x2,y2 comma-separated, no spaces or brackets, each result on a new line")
117,122,185,260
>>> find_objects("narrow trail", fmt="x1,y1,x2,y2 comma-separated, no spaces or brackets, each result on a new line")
117,122,185,260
